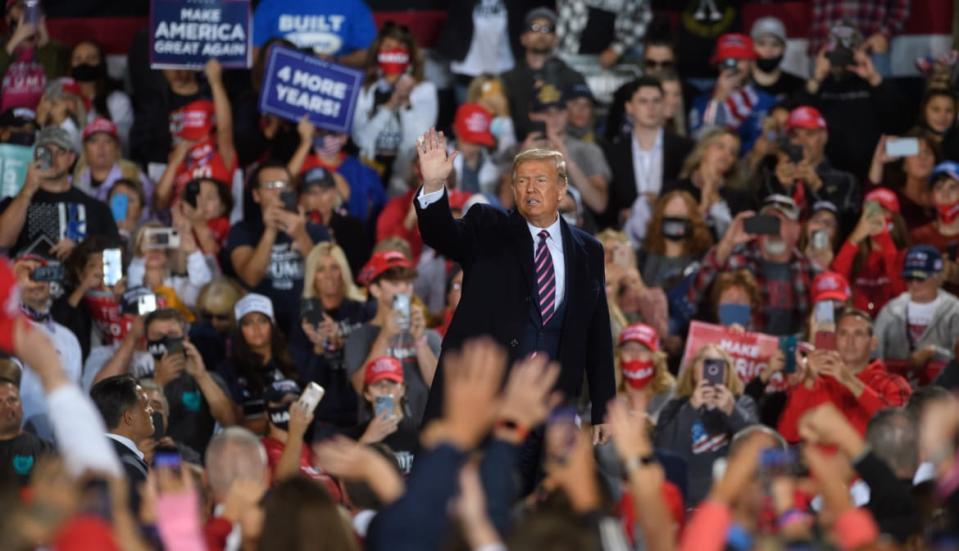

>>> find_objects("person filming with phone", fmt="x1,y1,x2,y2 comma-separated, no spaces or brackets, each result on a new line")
688,194,818,336
778,307,911,444
655,343,758,506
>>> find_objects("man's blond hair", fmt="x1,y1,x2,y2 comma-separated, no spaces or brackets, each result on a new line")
511,148,567,185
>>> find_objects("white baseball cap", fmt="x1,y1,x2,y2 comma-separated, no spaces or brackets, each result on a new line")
234,293,275,322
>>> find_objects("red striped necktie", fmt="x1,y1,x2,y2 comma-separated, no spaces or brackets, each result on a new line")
535,230,556,325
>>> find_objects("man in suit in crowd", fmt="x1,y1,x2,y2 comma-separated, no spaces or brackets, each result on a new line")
414,128,615,449
603,76,694,229
90,374,154,510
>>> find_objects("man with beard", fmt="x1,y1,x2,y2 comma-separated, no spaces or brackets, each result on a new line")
0,126,118,259
686,195,819,336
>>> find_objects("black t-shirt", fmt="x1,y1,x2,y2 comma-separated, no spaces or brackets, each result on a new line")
164,370,231,455
0,432,52,485
0,187,119,257
216,359,292,420
751,71,806,101
344,414,419,475
224,218,329,334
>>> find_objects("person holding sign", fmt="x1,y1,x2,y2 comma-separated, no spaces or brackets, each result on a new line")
353,23,437,194
153,59,237,213
655,343,758,506
252,0,376,67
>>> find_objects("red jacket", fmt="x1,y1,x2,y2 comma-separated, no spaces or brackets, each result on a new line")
831,232,906,318
778,360,911,443
376,189,423,260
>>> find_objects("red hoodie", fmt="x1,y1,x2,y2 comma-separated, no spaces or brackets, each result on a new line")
831,232,906,318
778,360,911,443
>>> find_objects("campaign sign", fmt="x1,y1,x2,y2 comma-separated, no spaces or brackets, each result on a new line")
149,0,252,69
259,46,362,134
680,321,781,384
0,144,33,199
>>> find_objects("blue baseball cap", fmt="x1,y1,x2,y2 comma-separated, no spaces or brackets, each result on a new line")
929,161,959,187
902,245,943,280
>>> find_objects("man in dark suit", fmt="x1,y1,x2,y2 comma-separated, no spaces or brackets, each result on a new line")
603,77,694,229
414,128,615,445
90,375,154,509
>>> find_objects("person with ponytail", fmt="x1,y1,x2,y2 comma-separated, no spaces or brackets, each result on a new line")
912,162,959,296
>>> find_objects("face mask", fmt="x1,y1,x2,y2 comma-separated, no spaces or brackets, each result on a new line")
267,404,290,431
313,134,346,157
146,338,168,359
377,47,410,76
661,217,691,241
763,237,788,256
937,200,959,224
489,117,508,139
621,359,655,390
755,55,783,73
71,63,105,83
718,303,751,327
6,130,34,146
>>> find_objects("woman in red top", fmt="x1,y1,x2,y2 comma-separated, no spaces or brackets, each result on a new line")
154,60,237,215
831,188,909,317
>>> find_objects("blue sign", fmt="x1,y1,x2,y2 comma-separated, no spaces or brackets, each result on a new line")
149,0,252,69
259,46,363,134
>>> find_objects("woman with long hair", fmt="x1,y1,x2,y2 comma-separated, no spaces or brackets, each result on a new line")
867,129,938,229
615,323,675,424
69,40,133,151
640,190,713,291
832,188,910,317
258,476,359,551
655,343,758,506
662,127,752,238
798,201,841,270
217,294,297,435
352,22,438,193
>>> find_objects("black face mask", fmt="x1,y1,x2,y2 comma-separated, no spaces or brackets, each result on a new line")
661,217,692,241
6,130,34,146
267,404,290,431
71,63,105,83
755,55,783,73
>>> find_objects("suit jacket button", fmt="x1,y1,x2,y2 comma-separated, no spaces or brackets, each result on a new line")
510,338,519,348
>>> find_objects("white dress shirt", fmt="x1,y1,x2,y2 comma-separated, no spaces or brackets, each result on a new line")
106,433,145,461
631,129,664,196
417,187,566,306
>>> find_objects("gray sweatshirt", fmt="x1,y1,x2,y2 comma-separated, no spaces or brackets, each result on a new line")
874,290,959,364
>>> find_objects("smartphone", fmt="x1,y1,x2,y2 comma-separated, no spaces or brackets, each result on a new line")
299,382,325,412
300,297,324,327
164,336,185,356
102,248,123,286
779,335,798,374
759,448,797,478
826,46,854,68
23,0,41,25
811,230,830,251
885,137,919,158
280,190,299,213
153,447,182,471
864,200,882,218
779,139,804,163
110,193,128,223
526,120,547,139
814,301,835,324
143,227,181,250
393,293,411,331
703,358,726,386
743,215,781,236
151,411,165,439
137,293,158,316
30,263,63,282
35,144,52,170
814,330,837,351
374,395,394,419
183,179,201,208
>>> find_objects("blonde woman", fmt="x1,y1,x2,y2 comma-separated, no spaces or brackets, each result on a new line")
663,127,754,238
616,323,675,424
466,74,515,158
654,343,758,506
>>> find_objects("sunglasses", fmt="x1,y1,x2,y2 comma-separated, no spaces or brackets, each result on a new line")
202,311,232,322
643,59,674,69
261,180,289,190
527,24,554,34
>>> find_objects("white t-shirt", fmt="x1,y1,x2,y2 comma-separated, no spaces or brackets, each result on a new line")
451,0,515,76
20,320,83,442
907,296,940,343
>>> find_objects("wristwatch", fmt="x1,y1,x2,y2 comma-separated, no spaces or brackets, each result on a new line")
624,453,657,474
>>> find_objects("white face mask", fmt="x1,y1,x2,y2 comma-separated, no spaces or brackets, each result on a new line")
763,237,787,256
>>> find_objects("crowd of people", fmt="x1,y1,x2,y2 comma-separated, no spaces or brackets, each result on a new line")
0,0,958,549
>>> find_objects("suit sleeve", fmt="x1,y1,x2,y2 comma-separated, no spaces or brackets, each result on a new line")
413,187,478,267
586,243,616,424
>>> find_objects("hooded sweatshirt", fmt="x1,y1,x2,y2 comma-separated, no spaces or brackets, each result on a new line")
874,289,959,385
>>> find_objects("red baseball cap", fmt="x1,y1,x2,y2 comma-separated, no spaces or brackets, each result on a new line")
453,103,495,147
618,323,659,351
170,99,215,142
82,117,119,142
811,271,851,304
711,33,757,63
786,106,827,132
358,250,414,285
364,356,404,386
864,187,900,214
448,189,473,211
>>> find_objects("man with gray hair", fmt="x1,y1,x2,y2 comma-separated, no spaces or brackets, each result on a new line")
0,126,118,259
204,427,270,551
414,128,615,490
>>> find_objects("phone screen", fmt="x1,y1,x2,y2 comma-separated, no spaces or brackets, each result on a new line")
885,137,920,158
110,193,128,222
703,358,726,386
102,248,123,286
374,395,394,418
743,215,781,236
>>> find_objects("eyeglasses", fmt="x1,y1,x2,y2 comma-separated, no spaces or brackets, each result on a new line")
643,59,675,70
261,180,289,190
527,24,554,34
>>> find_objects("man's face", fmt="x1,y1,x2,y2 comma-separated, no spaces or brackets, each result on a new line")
0,383,23,436
13,258,50,312
932,177,959,208
836,315,874,367
642,45,675,76
625,86,664,130
513,159,566,226
566,98,593,130
907,275,940,303
530,106,567,136
520,17,556,55
143,386,168,433
253,167,291,209
146,318,184,343
129,386,155,441
754,35,784,59
40,144,77,181
372,277,413,309
83,133,117,169
790,128,828,163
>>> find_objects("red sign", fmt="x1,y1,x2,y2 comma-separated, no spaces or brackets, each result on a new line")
681,321,781,384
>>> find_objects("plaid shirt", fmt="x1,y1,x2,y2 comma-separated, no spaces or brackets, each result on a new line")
686,242,819,334
556,0,652,56
810,0,911,53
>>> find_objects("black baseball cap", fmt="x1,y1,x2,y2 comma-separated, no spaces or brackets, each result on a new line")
301,167,336,191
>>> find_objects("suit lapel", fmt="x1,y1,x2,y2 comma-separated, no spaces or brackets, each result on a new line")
559,218,583,314
509,210,535,292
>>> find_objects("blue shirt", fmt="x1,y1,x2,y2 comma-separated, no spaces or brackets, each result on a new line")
252,0,377,56
337,155,387,222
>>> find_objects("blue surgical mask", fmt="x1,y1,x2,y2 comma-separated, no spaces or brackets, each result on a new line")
718,303,751,327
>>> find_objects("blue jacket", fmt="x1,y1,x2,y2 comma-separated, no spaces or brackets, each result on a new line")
689,84,776,154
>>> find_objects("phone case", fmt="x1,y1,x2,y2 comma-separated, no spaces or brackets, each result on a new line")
300,383,325,411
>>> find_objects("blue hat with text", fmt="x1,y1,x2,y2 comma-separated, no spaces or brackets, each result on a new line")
930,161,959,186
902,245,943,280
